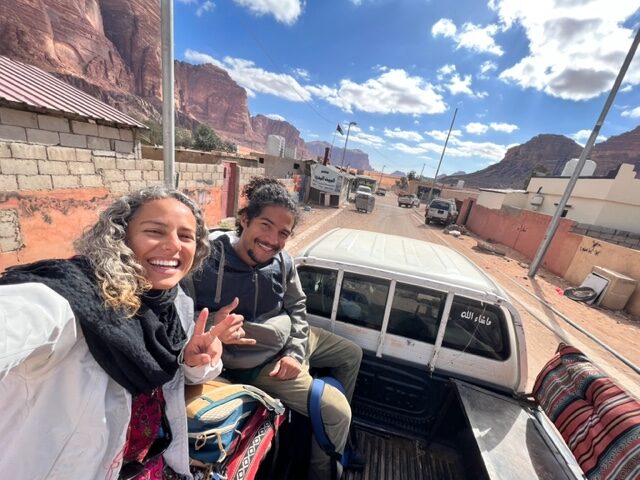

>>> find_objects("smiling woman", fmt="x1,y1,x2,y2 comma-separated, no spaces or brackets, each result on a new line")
0,186,246,479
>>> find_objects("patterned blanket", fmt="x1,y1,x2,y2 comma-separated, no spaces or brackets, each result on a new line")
533,344,640,480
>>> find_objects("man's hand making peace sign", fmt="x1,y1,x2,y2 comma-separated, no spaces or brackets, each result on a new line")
183,298,251,367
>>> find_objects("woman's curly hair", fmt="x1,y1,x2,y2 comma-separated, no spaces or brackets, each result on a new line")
75,186,210,314
236,177,301,236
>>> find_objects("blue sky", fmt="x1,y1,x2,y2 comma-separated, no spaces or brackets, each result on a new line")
174,0,640,176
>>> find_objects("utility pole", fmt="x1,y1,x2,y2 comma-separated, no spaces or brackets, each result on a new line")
378,165,386,186
161,0,175,188
426,108,457,207
340,121,357,167
419,163,426,180
528,28,640,278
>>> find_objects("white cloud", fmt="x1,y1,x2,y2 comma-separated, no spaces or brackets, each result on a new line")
490,122,519,133
308,68,447,115
293,68,310,80
479,60,498,79
571,129,607,144
465,122,489,134
348,132,385,147
447,73,474,96
424,129,463,142
621,106,640,118
266,113,286,121
432,18,457,38
177,0,198,4
492,0,640,100
432,19,503,56
438,64,456,78
196,1,215,16
185,49,311,102
232,0,303,25
392,143,431,155
384,128,424,142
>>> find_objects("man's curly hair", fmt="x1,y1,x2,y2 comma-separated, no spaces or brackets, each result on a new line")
236,177,300,235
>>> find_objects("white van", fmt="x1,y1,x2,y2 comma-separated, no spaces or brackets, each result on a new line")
295,228,585,480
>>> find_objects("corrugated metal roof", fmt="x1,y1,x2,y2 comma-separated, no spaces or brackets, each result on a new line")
0,55,146,129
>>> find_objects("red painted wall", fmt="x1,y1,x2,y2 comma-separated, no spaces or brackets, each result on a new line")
1,186,227,272
466,204,583,277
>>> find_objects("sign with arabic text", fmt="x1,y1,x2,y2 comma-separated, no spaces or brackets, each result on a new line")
310,164,343,193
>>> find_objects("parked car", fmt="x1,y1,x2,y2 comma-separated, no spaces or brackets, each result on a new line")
375,187,387,196
398,193,420,207
426,198,458,225
294,228,586,480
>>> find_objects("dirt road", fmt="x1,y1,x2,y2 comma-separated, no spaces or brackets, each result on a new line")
285,193,640,398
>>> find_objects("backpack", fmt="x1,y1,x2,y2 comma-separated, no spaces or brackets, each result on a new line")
185,380,285,471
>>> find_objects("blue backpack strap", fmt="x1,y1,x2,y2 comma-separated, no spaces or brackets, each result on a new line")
307,377,347,463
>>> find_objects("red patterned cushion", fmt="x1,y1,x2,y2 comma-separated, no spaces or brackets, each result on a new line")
533,344,640,480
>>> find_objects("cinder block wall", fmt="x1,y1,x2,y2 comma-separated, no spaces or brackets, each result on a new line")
0,106,265,271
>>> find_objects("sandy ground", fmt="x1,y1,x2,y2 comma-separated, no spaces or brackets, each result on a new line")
284,197,640,398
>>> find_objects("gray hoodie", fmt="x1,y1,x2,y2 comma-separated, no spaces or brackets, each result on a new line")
192,231,309,369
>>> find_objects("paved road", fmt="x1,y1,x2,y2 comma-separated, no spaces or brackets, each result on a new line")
287,193,640,398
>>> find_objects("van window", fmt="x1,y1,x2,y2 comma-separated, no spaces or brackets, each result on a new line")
442,297,510,360
338,272,389,330
387,283,445,343
298,266,337,317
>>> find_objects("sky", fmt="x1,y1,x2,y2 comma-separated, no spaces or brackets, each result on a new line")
174,0,640,177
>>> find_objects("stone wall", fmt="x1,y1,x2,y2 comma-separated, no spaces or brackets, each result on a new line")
571,222,640,251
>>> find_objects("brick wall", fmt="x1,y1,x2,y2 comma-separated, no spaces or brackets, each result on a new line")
571,222,640,251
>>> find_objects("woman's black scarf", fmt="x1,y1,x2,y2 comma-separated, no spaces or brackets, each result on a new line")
0,256,187,395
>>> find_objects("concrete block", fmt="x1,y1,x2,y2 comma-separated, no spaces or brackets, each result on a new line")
38,160,69,175
80,174,104,187
92,149,116,157
52,175,79,189
1,158,38,175
142,170,159,181
627,232,640,240
68,161,95,174
119,129,134,141
102,170,125,182
181,171,193,180
152,160,164,171
47,146,76,162
0,107,38,128
0,125,27,142
17,174,53,190
37,114,70,132
27,128,60,145
70,120,98,136
107,181,129,192
98,125,120,139
88,136,111,150
94,157,117,170
114,140,134,153
10,143,47,160
124,170,142,180
193,172,204,180
128,180,147,191
197,163,207,172
136,159,154,171
0,142,11,158
75,148,93,162
0,175,18,190
59,133,87,148
116,158,136,170
572,227,588,235
0,236,22,252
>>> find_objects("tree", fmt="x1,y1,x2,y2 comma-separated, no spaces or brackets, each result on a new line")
193,124,220,151
407,170,417,181
175,128,193,149
140,120,163,146
396,177,408,190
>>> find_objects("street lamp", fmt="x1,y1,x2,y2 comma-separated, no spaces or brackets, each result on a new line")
379,165,385,186
340,121,357,167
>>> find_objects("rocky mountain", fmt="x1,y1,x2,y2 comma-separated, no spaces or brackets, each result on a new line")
0,0,307,155
305,141,372,170
440,134,581,189
590,126,640,175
